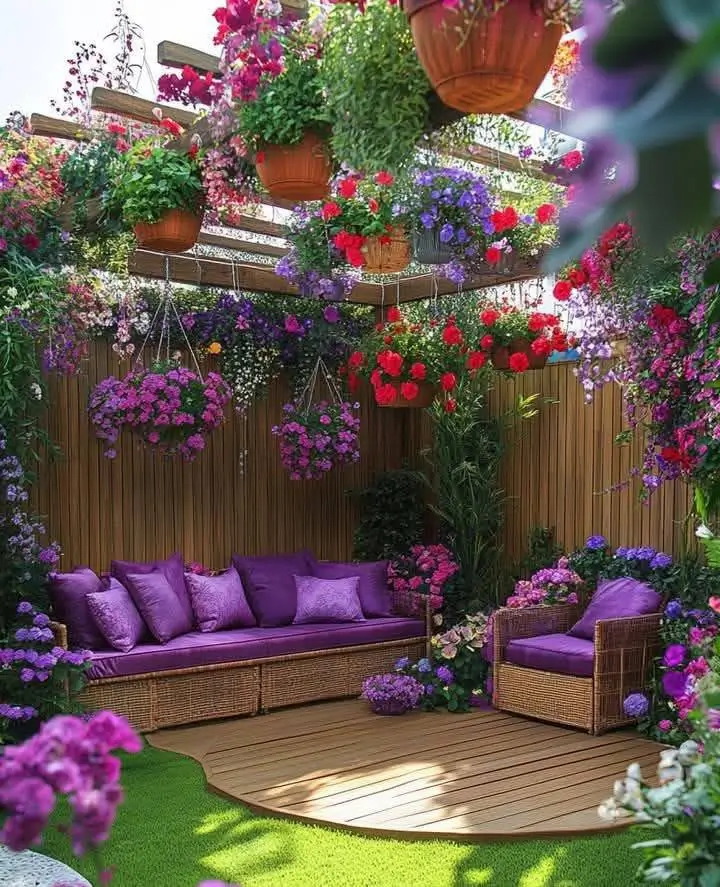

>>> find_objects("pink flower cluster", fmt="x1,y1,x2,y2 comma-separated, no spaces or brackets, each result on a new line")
507,557,583,608
388,544,460,612
271,400,360,479
88,364,232,460
0,711,141,854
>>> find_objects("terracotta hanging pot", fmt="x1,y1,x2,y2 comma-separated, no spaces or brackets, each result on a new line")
376,380,436,408
363,227,411,275
491,338,547,371
403,0,563,114
133,207,203,253
256,131,331,201
413,228,454,265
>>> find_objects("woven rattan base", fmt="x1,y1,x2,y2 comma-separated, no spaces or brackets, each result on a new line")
495,663,594,732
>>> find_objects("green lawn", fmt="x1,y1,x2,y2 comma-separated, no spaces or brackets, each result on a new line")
44,745,640,887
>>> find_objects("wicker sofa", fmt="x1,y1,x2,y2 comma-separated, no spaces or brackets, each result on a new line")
493,593,662,735
55,588,429,733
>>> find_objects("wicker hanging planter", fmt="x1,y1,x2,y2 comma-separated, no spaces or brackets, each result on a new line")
256,130,331,201
376,380,436,409
413,228,454,265
363,227,411,275
404,0,563,114
491,338,547,371
133,208,203,253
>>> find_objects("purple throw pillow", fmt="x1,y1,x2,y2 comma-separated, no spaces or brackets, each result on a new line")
124,571,191,643
293,575,366,625
568,577,661,640
232,551,312,627
111,553,194,631
87,578,147,652
185,567,257,632
49,568,106,650
310,559,391,618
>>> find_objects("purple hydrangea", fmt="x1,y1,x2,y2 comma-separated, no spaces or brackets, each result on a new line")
665,599,683,619
650,552,672,569
435,665,454,684
585,535,607,550
623,692,649,718
361,673,425,715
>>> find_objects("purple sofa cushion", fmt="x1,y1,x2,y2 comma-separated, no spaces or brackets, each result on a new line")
568,577,661,640
310,559,391,618
87,578,147,653
293,575,365,625
49,568,106,650
86,617,426,681
111,553,194,630
231,551,312,627
124,571,191,643
185,567,257,632
506,633,594,677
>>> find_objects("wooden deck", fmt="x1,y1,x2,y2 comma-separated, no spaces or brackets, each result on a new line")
149,699,662,841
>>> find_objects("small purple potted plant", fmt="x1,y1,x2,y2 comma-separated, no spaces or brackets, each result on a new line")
361,673,425,715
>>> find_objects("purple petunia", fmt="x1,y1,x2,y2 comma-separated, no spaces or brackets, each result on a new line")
662,670,688,699
663,644,687,667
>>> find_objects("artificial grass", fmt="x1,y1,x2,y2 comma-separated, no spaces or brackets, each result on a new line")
43,744,640,887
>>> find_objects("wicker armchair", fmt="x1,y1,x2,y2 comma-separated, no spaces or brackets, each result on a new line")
493,603,662,735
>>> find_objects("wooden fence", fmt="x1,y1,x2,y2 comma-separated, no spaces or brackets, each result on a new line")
34,342,692,573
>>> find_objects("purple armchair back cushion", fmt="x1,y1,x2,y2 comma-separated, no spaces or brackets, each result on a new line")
568,577,661,640
310,559,391,618
87,578,147,652
185,566,257,632
293,575,366,625
49,567,107,650
124,570,191,643
110,553,194,631
231,551,311,627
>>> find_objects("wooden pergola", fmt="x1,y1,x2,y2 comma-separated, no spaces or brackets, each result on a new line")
29,24,572,305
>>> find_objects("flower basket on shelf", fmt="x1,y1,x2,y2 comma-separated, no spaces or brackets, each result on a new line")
256,131,331,201
375,379,436,409
491,338,548,371
57,195,104,233
363,226,411,274
403,0,564,114
412,228,454,265
133,207,203,253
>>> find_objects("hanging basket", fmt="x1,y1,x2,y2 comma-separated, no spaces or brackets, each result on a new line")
413,228,454,265
404,0,564,114
133,208,203,253
256,131,332,201
491,338,547,371
58,195,104,233
375,380,436,409
363,227,411,275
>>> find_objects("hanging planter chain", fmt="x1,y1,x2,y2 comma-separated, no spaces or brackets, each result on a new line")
296,356,343,415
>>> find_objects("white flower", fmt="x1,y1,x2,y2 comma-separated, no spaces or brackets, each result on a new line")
29,383,42,401
626,762,643,783
677,740,700,766
598,799,620,821
696,523,714,540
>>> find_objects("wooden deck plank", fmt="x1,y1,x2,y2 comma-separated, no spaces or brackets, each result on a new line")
149,699,663,840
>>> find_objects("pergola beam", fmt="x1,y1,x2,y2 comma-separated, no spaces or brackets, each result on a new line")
90,87,196,127
197,231,288,258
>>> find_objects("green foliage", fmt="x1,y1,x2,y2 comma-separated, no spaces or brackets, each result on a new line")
422,376,504,616
517,526,563,579
237,42,330,149
59,138,125,233
351,467,427,561
322,0,430,173
108,144,204,227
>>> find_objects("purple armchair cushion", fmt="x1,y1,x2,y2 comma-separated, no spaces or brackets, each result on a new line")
49,568,106,650
124,571,191,643
506,633,595,678
293,575,366,625
185,567,256,632
310,559,391,618
87,578,147,653
231,551,312,627
568,578,661,640
110,553,194,631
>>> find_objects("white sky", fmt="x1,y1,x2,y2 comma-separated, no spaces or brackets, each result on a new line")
0,0,219,121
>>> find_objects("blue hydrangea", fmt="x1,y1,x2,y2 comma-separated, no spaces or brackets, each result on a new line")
623,692,649,718
650,552,672,569
665,599,683,619
585,535,607,550
417,658,432,673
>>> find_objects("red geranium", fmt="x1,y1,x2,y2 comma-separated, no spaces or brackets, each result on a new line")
338,177,357,199
480,309,499,327
467,351,486,370
442,324,463,347
410,362,426,381
440,372,457,392
553,280,572,301
508,352,530,373
485,246,502,264
377,350,403,377
386,306,402,323
562,149,584,170
368,198,379,213
531,337,553,357
536,203,557,224
322,201,342,221
348,350,364,368
375,383,399,406
400,381,419,401
374,171,394,186
480,334,494,350
444,398,457,413
490,207,519,233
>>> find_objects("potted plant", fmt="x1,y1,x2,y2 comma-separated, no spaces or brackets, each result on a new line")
108,140,205,252
361,672,425,715
236,29,332,201
408,166,494,282
481,202,558,273
478,304,568,372
321,0,431,174
87,361,231,459
276,171,410,296
271,399,360,479
403,0,579,114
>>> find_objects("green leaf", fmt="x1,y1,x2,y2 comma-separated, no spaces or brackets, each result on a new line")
593,0,681,71
705,258,720,288
633,135,713,255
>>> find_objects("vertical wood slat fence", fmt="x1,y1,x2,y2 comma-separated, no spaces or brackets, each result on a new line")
33,342,692,574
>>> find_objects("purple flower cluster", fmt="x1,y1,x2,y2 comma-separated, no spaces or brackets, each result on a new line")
508,557,583,608
272,400,360,480
0,710,141,853
623,692,649,719
276,249,358,301
88,364,232,460
361,672,425,715
615,547,673,569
